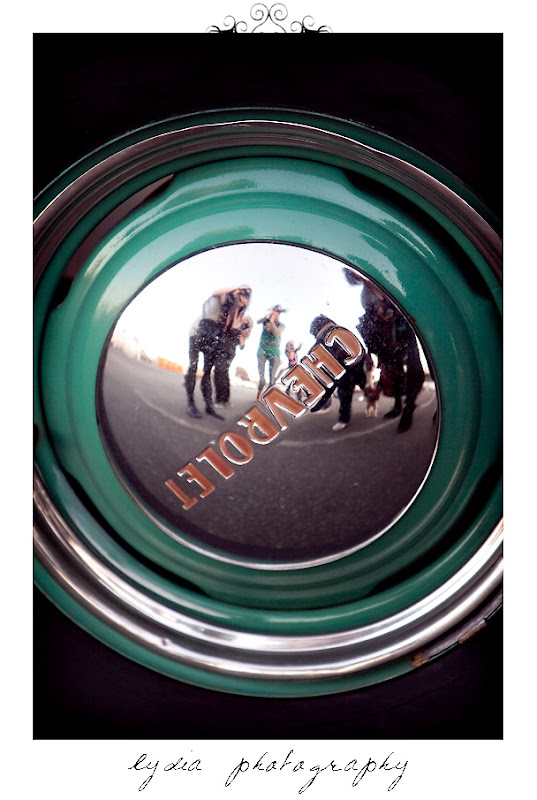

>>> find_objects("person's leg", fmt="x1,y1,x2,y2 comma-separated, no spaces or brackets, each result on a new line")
214,347,233,405
268,355,280,386
201,352,224,419
398,351,425,432
353,361,366,391
310,385,334,413
257,351,267,393
185,335,202,418
384,361,404,419
334,370,353,428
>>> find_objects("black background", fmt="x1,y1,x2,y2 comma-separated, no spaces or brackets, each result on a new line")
34,32,502,739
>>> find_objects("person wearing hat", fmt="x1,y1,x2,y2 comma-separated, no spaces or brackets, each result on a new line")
213,312,253,409
256,305,286,397
185,285,252,419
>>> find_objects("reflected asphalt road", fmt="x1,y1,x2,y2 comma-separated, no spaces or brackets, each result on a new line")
100,348,439,562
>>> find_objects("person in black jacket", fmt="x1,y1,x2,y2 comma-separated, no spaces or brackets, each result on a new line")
185,286,252,419
309,314,366,430
358,286,424,432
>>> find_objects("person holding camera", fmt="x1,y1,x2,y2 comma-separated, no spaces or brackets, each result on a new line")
185,286,252,419
256,305,286,398
214,312,253,409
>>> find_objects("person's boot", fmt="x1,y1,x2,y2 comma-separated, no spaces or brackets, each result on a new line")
187,401,202,419
397,405,414,432
205,405,224,420
384,400,402,419
311,395,332,414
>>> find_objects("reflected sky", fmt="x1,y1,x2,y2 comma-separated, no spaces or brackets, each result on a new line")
113,243,367,381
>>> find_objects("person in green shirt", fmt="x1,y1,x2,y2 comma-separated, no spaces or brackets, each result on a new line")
256,305,286,397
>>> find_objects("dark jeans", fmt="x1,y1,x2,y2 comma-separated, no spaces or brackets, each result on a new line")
382,342,424,413
309,362,365,421
335,362,366,423
185,325,237,408
185,333,203,405
211,336,237,405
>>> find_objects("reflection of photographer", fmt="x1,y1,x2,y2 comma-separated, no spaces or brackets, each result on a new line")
256,305,286,397
185,286,252,419
214,313,253,409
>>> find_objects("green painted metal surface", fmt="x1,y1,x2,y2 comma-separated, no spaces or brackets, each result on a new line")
34,111,501,694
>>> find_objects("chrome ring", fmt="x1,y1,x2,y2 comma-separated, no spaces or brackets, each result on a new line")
34,119,502,688
34,121,502,285
34,472,502,680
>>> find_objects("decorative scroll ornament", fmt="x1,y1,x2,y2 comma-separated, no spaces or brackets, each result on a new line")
207,3,331,33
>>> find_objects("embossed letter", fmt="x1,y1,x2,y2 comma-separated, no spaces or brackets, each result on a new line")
196,447,235,479
260,385,310,428
178,463,215,498
165,479,197,510
238,406,281,444
279,365,325,408
325,326,364,366
300,342,346,387
219,432,255,465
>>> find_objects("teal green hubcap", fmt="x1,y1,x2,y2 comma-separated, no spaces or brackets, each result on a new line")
34,111,502,696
